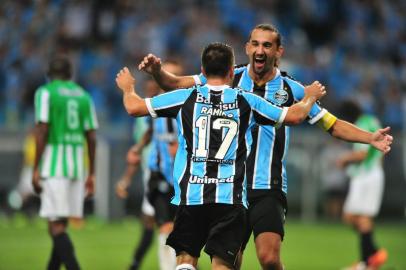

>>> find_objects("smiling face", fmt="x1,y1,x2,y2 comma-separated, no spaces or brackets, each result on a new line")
245,28,283,77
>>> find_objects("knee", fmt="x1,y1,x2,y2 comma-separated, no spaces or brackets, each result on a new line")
257,249,280,269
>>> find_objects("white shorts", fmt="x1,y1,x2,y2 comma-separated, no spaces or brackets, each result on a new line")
39,178,85,220
141,169,155,216
343,166,384,217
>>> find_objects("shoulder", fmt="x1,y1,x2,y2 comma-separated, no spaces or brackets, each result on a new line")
280,71,304,89
234,64,248,75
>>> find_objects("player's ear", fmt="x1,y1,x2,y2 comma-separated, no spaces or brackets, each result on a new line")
229,66,234,80
245,42,250,55
201,66,206,77
276,46,284,59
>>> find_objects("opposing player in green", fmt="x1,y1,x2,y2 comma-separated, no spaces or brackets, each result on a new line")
33,56,98,270
337,101,388,270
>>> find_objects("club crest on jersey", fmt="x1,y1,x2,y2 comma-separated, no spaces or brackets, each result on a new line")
273,89,289,105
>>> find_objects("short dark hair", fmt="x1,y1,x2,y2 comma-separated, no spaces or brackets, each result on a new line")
47,56,72,80
337,100,363,123
201,42,234,77
248,24,282,47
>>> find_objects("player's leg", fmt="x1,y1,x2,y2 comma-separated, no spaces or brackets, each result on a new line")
129,212,155,270
166,205,206,270
342,168,386,269
148,171,177,270
40,178,83,270
156,197,176,270
211,256,234,270
249,194,286,270
176,252,198,270
48,218,80,270
204,204,246,270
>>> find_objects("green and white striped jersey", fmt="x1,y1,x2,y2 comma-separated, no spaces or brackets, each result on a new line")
348,114,383,176
34,79,98,180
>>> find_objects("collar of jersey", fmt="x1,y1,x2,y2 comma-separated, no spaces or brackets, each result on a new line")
205,84,230,91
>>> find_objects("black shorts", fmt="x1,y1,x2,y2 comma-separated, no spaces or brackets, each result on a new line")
242,190,287,250
166,204,246,267
147,171,176,226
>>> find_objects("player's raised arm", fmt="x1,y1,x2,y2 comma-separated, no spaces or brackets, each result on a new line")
116,67,149,116
283,81,326,125
138,54,195,91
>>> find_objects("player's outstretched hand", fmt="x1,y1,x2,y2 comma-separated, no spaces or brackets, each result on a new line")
32,169,42,194
304,81,326,100
116,67,136,93
371,126,393,154
85,174,95,198
138,53,162,75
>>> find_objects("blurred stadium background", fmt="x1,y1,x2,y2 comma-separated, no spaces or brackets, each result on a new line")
0,0,405,269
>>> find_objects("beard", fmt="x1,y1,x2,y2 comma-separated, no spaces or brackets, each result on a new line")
252,54,273,76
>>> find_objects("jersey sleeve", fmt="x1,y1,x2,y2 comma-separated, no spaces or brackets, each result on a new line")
241,91,287,127
192,73,207,85
288,78,327,124
83,95,99,130
34,87,50,123
145,88,192,118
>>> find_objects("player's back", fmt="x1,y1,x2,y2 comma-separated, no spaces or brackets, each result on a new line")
35,79,98,179
147,84,285,206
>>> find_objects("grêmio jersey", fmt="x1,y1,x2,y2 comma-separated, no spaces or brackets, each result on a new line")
34,79,98,180
194,65,328,195
147,117,177,185
145,84,288,207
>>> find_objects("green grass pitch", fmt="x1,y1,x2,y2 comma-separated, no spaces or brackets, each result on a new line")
0,215,405,269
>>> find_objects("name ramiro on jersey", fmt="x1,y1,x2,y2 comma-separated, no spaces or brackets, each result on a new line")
189,175,234,184
197,93,239,117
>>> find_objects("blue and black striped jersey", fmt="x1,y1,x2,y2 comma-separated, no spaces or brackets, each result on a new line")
146,117,177,185
145,84,288,207
194,65,327,195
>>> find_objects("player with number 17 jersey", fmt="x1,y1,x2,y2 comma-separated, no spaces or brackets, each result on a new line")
145,84,288,207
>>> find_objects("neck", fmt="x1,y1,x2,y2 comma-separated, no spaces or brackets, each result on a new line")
206,76,231,86
248,66,277,86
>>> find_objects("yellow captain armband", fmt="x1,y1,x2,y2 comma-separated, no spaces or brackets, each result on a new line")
316,112,337,131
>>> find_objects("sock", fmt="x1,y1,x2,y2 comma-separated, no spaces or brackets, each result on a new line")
47,245,61,270
360,231,378,262
53,233,80,270
131,227,154,268
176,264,196,270
158,233,176,270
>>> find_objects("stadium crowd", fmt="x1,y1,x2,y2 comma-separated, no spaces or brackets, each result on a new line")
0,0,404,129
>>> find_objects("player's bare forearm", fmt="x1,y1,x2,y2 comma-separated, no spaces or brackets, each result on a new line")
33,123,48,171
329,119,372,143
134,127,152,152
337,150,368,168
138,53,194,91
116,67,150,116
123,92,149,116
85,130,96,176
284,81,326,125
153,70,195,91
284,95,317,125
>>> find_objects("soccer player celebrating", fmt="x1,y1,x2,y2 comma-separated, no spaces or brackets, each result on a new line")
33,56,98,270
138,24,393,270
116,42,326,270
